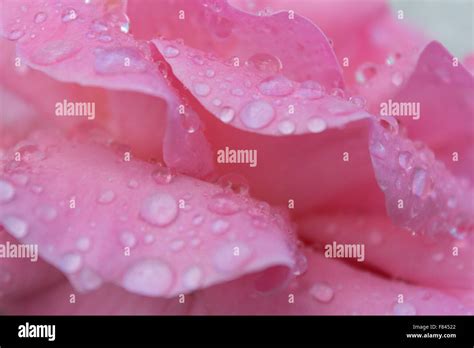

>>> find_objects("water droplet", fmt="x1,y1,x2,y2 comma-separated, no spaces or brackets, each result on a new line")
231,88,244,96
213,242,252,272
59,252,82,274
180,113,200,133
393,302,416,315
349,95,366,109
140,193,178,226
398,151,413,171
144,234,155,244
151,165,174,184
76,236,91,251
192,214,204,226
296,80,324,99
219,106,235,123
31,40,81,65
193,82,211,96
258,75,294,97
163,45,180,58
217,173,249,195
169,239,185,252
330,88,345,99
62,8,78,22
122,259,174,296
120,231,137,248
292,252,308,276
0,180,15,203
211,219,230,234
208,193,240,215
391,72,404,87
77,268,103,291
307,117,327,133
120,21,130,33
182,265,203,290
212,98,222,106
205,68,215,78
355,63,377,84
310,282,334,303
411,168,432,198
34,12,47,24
8,29,25,41
371,141,386,158
37,205,57,222
239,100,275,129
278,119,296,135
128,179,139,189
94,47,148,74
0,216,28,238
97,190,115,204
246,53,282,74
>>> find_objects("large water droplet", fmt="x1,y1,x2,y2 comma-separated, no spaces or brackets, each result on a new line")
393,302,416,315
34,12,47,24
182,265,203,290
411,168,432,198
211,219,230,234
278,119,296,135
213,242,252,272
0,180,15,203
246,53,282,74
31,40,81,65
208,193,240,215
8,29,25,41
62,8,78,22
307,117,327,133
216,173,249,195
59,252,82,274
349,95,366,109
163,45,180,58
0,215,28,238
151,165,174,184
219,106,235,123
309,282,334,303
193,82,211,96
97,190,115,204
258,75,294,97
122,259,174,296
140,193,178,226
95,47,148,74
239,100,275,129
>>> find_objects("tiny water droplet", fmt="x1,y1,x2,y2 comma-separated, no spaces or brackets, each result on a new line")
169,239,185,252
211,219,230,234
277,119,296,135
163,45,180,58
205,68,215,78
34,12,47,24
208,193,240,215
8,30,25,41
393,302,416,315
411,168,432,198
246,53,282,74
193,82,211,96
140,193,178,226
258,75,294,97
371,141,386,158
97,190,115,204
355,63,377,84
296,80,324,99
182,265,203,290
59,252,82,274
0,180,15,203
0,215,28,238
219,106,235,123
122,259,174,296
349,95,366,109
120,231,137,248
37,205,57,222
391,71,404,86
76,236,91,251
192,214,204,226
62,8,78,22
398,151,413,171
151,165,174,184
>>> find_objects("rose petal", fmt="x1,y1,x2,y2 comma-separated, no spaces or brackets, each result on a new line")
369,118,473,237
0,129,297,297
298,214,473,290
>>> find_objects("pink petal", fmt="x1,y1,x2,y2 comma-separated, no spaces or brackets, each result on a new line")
128,0,343,89
0,129,297,297
298,214,473,290
390,41,474,181
369,118,473,237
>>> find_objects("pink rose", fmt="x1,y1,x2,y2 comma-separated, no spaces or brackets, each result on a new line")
0,0,472,317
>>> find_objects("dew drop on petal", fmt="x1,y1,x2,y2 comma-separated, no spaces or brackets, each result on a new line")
163,45,180,58
151,165,174,184
169,239,185,252
398,151,413,171
205,68,215,78
122,259,174,296
371,141,386,159
355,63,377,84
310,282,334,303
120,231,137,248
349,95,366,109
59,252,82,274
208,193,240,215
34,12,47,24
296,80,324,99
8,30,25,41
307,117,327,133
37,205,57,222
258,75,294,97
62,8,78,22
239,100,275,129
182,265,203,290
0,216,28,238
211,219,230,234
411,168,432,198
246,53,282,74
0,180,15,203
391,72,404,87
140,193,178,226
393,302,416,315
97,190,115,204
277,119,296,135
193,82,211,96
76,236,91,252
219,106,235,123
